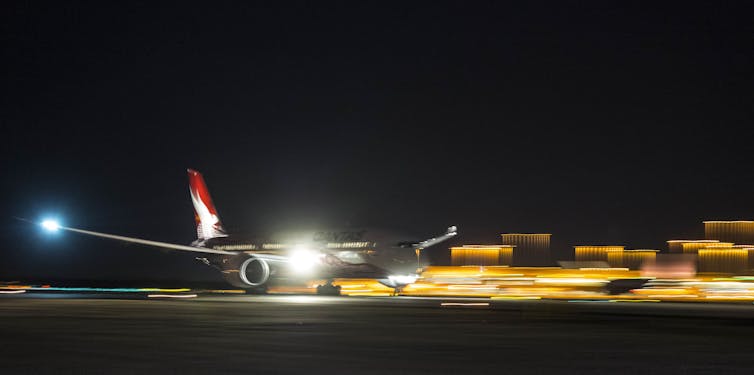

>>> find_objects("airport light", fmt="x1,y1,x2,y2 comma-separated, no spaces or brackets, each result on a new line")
41,219,60,232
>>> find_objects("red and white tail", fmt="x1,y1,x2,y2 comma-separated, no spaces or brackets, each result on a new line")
187,169,228,240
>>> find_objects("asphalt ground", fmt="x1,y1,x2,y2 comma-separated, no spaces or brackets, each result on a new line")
1,293,754,374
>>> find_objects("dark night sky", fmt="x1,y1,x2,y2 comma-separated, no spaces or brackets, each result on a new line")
1,1,752,282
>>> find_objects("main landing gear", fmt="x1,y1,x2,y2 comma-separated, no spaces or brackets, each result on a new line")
315,280,342,296
246,285,269,295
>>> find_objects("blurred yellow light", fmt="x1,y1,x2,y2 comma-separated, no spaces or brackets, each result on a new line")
491,296,541,300
451,245,514,266
574,246,625,262
139,288,191,292
440,302,490,307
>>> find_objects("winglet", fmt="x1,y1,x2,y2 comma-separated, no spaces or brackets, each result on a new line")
415,225,458,249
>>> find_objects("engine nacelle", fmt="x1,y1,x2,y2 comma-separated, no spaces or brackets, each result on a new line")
222,255,273,289
239,256,271,286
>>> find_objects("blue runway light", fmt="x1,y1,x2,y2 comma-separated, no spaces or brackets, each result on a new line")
41,219,60,232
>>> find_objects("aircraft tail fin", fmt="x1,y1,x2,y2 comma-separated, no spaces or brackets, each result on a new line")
187,169,228,240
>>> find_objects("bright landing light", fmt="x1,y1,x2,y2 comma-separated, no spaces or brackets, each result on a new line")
41,220,60,232
290,247,321,273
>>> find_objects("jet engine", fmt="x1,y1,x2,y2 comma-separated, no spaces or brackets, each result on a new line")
222,255,274,289
239,256,271,286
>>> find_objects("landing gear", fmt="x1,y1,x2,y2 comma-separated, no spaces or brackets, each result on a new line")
316,280,342,296
245,285,269,295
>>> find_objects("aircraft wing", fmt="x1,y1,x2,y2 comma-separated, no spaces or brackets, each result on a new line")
414,226,458,249
56,225,236,255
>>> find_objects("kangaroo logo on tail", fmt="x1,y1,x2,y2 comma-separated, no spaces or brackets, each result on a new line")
187,169,228,240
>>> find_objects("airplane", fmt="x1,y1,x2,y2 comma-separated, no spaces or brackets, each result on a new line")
40,169,458,295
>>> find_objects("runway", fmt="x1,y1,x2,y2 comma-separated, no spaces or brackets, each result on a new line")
2,293,754,374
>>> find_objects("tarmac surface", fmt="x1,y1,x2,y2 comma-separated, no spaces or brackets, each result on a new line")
2,293,754,374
